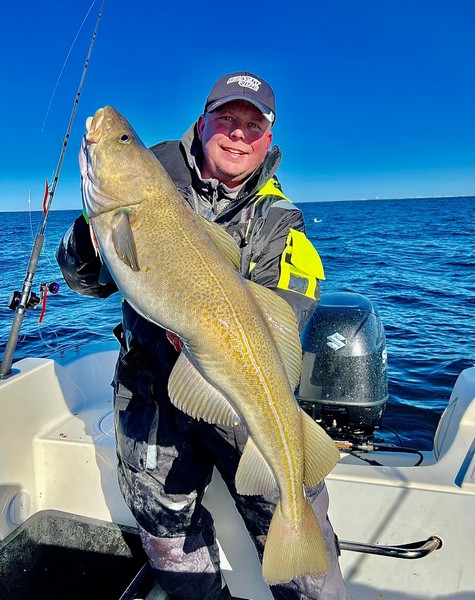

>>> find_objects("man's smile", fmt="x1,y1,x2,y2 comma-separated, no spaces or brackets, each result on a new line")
222,146,247,156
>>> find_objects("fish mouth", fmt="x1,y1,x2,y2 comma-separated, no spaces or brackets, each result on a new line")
79,106,106,183
85,107,105,143
80,107,117,217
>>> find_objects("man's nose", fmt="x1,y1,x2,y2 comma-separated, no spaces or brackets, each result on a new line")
229,125,245,140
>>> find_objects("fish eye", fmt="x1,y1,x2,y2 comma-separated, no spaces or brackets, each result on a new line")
118,132,132,144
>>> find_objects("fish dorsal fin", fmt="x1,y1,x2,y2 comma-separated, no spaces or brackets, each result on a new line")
301,409,340,488
111,209,140,271
199,216,241,271
235,436,277,496
168,349,241,427
245,281,302,390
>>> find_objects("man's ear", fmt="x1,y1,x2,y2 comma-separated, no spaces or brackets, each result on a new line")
197,114,206,140
265,130,273,151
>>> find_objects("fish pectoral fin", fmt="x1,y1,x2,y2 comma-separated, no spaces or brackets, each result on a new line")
111,209,140,271
301,410,340,487
235,436,277,496
168,350,241,427
199,216,241,271
246,281,302,390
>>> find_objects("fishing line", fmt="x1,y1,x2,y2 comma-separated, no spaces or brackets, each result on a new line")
42,0,106,225
0,0,106,378
41,0,97,135
26,1,96,234
37,324,61,352
27,188,35,242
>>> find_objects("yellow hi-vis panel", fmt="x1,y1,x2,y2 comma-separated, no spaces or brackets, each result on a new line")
256,178,289,200
278,228,325,299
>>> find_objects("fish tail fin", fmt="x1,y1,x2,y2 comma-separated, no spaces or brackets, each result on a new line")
262,499,328,585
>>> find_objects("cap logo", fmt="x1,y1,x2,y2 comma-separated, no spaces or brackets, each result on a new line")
227,75,261,92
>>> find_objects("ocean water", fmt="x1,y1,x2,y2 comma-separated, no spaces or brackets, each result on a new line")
0,197,474,450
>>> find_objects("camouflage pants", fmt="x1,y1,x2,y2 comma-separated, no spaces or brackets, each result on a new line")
114,366,345,600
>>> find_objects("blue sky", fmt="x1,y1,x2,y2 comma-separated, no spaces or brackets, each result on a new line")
1,0,474,212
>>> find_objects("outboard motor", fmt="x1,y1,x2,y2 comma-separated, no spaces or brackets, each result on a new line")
297,292,388,443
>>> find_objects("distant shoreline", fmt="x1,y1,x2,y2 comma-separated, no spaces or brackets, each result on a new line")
1,195,474,213
298,195,475,203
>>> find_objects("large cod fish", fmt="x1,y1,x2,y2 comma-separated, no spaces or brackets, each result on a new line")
80,106,339,585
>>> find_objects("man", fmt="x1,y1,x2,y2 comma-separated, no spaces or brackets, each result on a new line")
57,71,345,600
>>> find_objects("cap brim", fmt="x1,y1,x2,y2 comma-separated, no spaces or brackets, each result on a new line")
206,95,275,123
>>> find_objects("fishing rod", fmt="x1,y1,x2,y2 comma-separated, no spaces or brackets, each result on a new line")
0,0,106,379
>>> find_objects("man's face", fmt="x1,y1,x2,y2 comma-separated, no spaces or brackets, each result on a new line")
197,100,273,188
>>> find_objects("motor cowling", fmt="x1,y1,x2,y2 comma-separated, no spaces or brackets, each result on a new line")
297,292,388,442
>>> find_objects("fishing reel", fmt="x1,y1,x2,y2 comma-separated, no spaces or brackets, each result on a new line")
8,282,60,312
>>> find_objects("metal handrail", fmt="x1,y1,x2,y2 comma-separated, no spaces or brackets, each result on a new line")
339,535,442,559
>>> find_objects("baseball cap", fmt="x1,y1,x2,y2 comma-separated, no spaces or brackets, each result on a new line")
204,72,276,124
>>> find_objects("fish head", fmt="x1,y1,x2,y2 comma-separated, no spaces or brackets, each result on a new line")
80,105,156,218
